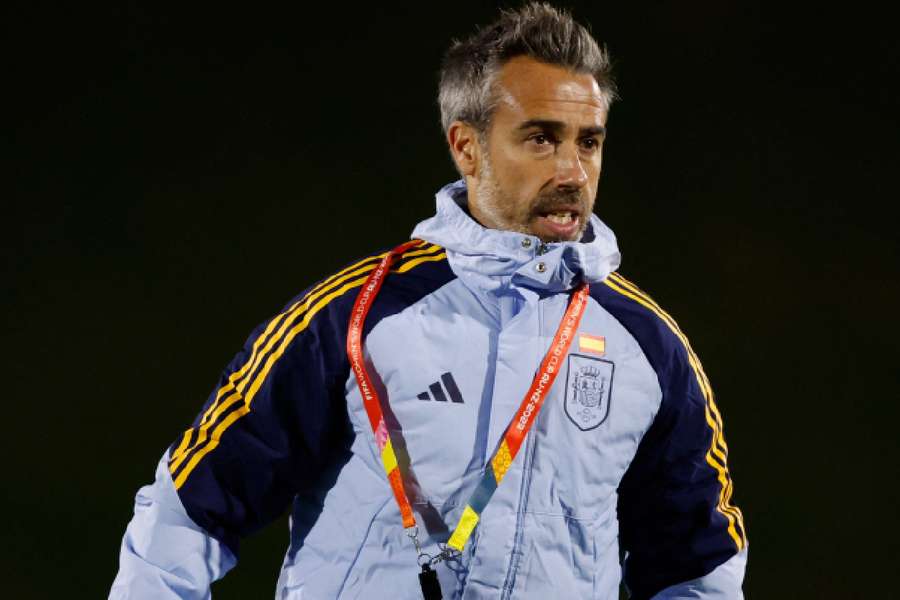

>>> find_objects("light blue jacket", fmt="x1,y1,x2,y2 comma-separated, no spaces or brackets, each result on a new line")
111,180,747,599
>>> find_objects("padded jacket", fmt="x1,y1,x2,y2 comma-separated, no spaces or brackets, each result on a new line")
110,180,747,599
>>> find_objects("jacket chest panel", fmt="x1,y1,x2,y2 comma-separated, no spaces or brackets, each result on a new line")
523,299,662,520
357,284,496,505
345,286,661,528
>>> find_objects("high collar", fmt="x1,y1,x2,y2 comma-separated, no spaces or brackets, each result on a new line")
411,180,621,294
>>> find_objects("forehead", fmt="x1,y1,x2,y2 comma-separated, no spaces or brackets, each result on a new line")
492,55,608,128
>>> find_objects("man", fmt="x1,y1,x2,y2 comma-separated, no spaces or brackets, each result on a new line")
110,4,747,599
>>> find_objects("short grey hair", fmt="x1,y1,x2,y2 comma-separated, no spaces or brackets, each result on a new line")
438,2,617,136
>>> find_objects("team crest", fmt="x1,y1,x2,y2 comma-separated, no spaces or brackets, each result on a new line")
564,354,614,430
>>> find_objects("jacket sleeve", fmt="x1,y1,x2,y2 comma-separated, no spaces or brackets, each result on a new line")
109,450,237,599
109,291,353,599
652,549,747,599
617,328,748,600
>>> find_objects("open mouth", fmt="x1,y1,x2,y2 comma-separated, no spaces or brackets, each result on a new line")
544,211,576,225
534,209,582,240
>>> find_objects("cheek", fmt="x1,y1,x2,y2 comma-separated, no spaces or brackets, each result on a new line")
584,156,603,194
507,161,553,195
490,159,540,209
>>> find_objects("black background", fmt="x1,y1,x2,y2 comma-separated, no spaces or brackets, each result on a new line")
5,2,898,598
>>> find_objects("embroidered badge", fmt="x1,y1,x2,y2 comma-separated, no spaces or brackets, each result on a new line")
564,354,614,430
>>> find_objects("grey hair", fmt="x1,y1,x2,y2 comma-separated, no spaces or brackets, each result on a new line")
438,2,617,136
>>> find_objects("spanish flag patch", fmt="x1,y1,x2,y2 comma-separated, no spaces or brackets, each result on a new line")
578,333,606,355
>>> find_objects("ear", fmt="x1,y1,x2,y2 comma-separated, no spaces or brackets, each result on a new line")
446,121,482,177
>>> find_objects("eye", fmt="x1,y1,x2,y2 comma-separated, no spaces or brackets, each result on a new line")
526,132,558,153
580,137,601,151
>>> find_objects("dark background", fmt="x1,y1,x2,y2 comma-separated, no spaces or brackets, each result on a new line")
5,1,898,598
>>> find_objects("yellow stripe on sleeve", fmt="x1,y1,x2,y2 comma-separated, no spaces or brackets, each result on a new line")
604,275,742,521
168,249,397,465
173,274,374,485
169,243,440,472
240,252,447,408
604,274,745,540
602,274,746,549
609,273,729,455
172,247,447,488
173,403,249,489
394,251,447,273
170,430,193,462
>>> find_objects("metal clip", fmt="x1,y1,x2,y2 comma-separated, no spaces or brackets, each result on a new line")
406,526,423,556
429,544,462,566
408,528,463,567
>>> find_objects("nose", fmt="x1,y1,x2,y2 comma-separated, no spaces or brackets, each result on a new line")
554,144,589,190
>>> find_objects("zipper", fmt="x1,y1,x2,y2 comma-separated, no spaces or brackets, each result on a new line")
500,431,534,600
500,431,537,599
501,298,542,599
455,520,482,599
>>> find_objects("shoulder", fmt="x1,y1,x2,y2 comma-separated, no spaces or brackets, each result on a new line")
271,240,454,343
219,240,453,393
590,272,709,403
590,272,691,364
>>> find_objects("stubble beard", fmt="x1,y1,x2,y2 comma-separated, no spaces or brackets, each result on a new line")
473,153,531,236
474,153,592,243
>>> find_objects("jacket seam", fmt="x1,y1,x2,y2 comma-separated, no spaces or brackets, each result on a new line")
500,432,537,599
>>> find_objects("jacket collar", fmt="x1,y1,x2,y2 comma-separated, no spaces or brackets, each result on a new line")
411,180,621,294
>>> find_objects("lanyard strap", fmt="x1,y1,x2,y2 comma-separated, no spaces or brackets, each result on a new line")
347,240,589,550
347,239,422,528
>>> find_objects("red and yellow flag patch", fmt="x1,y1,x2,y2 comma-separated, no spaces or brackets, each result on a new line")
578,333,606,355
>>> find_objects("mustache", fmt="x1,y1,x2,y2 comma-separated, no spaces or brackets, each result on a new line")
531,188,587,214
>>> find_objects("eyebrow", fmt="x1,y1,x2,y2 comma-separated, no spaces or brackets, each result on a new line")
516,119,606,137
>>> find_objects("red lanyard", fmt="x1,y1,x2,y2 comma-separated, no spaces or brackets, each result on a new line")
346,239,422,528
347,240,589,557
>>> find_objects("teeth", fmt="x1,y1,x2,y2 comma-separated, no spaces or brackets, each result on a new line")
546,212,573,224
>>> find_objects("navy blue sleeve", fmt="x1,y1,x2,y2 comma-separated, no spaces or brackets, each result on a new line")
592,274,747,600
166,280,355,556
165,243,454,557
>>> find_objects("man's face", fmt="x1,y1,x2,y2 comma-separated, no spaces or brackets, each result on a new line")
468,56,608,243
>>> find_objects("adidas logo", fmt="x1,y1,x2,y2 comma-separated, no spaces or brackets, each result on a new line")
417,372,464,403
